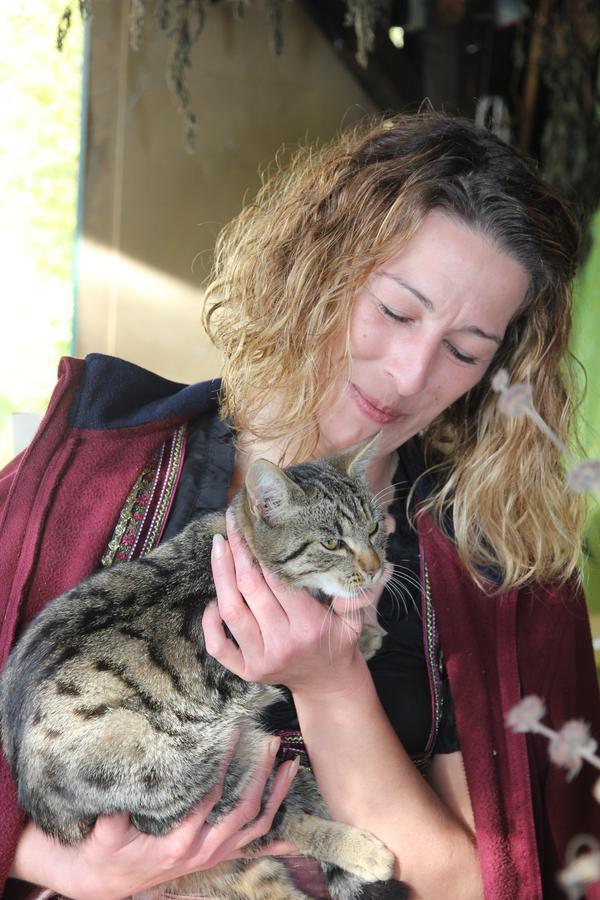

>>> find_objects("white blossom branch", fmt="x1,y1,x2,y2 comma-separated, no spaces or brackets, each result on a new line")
507,697,600,898
494,370,600,897
491,370,600,496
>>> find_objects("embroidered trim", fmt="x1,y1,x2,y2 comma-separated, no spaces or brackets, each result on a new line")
101,464,156,567
101,425,186,567
135,425,186,557
414,557,443,771
275,729,311,769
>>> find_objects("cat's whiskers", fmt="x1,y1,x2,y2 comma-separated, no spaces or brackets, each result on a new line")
371,487,401,513
320,600,339,661
389,563,421,591
384,566,422,617
371,480,407,504
320,589,371,662
383,579,410,617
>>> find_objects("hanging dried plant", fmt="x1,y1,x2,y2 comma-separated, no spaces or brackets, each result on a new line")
56,0,388,150
344,0,391,68
56,1,287,150
164,1,206,152
57,0,93,50
538,0,600,259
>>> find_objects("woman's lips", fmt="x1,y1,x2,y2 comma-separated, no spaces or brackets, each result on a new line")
350,384,404,425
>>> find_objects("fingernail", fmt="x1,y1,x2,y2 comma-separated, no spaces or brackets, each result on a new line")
268,737,280,756
288,756,301,781
212,533,226,558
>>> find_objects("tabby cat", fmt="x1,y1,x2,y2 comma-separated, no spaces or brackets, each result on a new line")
0,437,405,900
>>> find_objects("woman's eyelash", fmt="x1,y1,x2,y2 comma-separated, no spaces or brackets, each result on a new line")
380,303,412,323
444,342,478,365
380,303,479,365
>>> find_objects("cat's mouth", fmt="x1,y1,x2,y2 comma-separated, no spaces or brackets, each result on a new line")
330,593,379,612
308,566,388,608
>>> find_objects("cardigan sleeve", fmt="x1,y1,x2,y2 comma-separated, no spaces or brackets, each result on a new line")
0,452,27,896
0,451,23,522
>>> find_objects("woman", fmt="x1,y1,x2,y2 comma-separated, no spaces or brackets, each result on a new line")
2,113,599,899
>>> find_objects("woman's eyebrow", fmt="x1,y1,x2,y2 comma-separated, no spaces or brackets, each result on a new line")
381,271,434,311
380,271,502,345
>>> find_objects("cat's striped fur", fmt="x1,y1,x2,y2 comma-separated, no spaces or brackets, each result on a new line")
0,438,406,899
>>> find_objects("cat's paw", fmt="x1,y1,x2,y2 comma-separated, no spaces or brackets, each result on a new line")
341,828,395,882
283,813,394,885
358,623,386,661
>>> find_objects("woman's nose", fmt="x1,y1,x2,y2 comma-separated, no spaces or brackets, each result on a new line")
384,339,435,396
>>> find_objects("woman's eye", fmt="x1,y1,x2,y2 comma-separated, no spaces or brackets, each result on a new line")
321,538,341,551
368,522,379,537
380,303,412,324
445,341,478,365
379,299,478,364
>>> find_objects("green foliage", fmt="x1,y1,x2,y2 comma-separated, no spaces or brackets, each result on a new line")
573,209,600,462
0,1,83,465
572,209,600,616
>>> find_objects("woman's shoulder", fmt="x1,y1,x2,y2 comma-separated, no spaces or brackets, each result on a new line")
70,353,222,430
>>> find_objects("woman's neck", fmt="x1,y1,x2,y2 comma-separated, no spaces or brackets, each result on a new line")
365,449,400,498
229,433,399,503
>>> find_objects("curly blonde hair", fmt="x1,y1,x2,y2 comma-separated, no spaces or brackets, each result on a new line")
203,112,585,591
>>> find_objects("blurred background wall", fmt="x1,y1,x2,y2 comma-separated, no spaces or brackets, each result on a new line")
77,1,375,383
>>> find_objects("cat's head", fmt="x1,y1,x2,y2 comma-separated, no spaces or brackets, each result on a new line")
234,435,388,600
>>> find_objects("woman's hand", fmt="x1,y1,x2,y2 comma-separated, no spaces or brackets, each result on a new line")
203,510,377,695
10,735,298,900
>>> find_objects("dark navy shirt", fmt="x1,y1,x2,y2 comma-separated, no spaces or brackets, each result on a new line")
163,413,458,757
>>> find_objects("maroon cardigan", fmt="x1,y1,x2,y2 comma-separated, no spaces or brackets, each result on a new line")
1,355,599,898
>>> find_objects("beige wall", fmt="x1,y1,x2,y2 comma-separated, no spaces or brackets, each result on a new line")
78,1,376,384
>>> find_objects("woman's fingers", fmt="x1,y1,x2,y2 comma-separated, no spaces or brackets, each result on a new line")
231,751,300,851
188,737,294,863
212,534,263,633
91,811,138,850
223,513,265,600
258,563,313,614
224,511,290,627
208,529,270,674
240,839,299,859
202,599,247,675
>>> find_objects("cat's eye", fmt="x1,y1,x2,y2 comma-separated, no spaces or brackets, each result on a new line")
321,538,341,551
368,523,379,537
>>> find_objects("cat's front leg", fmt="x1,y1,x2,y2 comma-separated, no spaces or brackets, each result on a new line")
281,812,394,883
358,621,386,660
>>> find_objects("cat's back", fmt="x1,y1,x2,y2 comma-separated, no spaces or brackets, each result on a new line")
0,515,223,778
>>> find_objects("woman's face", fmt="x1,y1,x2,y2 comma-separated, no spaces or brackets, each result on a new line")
317,210,530,459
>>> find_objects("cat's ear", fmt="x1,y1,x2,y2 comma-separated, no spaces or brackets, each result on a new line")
245,459,304,526
327,431,381,479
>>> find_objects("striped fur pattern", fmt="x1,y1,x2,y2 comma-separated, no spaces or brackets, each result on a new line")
0,438,405,899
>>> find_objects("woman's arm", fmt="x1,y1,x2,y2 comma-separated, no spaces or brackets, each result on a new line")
9,738,298,900
426,752,476,834
292,666,482,899
205,517,484,900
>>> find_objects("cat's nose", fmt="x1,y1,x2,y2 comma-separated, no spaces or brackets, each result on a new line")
357,549,382,579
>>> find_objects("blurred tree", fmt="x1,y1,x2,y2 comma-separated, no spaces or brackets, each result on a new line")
0,1,83,465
